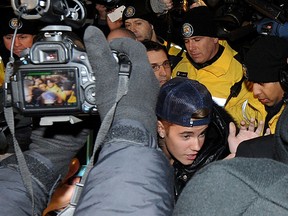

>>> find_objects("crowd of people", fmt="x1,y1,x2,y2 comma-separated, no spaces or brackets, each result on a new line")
0,0,288,215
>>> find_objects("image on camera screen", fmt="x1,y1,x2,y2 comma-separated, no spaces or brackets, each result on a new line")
21,68,79,111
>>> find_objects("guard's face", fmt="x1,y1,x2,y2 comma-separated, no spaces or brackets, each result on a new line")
3,34,34,57
124,18,153,42
158,121,208,165
252,82,285,107
184,36,218,64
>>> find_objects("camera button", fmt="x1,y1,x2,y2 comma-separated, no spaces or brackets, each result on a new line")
81,69,87,76
82,77,88,84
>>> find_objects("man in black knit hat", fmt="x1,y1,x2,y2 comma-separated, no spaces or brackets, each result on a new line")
0,7,44,66
242,35,288,134
172,6,259,127
122,0,186,69
0,7,44,155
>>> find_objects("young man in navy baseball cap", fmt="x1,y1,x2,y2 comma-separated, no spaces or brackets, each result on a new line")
156,77,266,199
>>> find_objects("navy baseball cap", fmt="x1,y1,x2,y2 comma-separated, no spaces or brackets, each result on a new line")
156,77,213,127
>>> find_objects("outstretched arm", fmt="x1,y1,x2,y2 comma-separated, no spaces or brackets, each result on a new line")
226,119,270,159
74,26,174,216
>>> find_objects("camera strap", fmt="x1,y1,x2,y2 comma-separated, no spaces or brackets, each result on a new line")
4,60,36,215
58,52,132,216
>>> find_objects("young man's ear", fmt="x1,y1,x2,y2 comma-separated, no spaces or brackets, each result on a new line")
213,37,219,44
157,120,165,138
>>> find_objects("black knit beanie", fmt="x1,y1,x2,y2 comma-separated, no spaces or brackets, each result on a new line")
181,6,217,38
244,36,288,83
122,0,156,25
0,7,43,37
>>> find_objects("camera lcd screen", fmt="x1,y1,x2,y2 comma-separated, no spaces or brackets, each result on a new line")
20,68,80,113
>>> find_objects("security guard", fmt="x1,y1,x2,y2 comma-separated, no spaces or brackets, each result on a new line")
172,6,262,127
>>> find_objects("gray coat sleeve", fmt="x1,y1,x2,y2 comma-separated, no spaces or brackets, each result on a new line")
0,152,53,216
75,121,175,216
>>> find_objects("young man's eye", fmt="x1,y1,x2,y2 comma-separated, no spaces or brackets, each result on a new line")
199,133,205,138
199,130,207,138
182,134,191,140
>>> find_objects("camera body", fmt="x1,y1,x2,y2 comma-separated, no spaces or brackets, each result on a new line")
10,26,97,116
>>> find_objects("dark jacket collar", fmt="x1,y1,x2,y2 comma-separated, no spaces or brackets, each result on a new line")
187,44,224,70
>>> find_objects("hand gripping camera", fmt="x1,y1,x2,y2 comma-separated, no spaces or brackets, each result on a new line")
10,25,97,117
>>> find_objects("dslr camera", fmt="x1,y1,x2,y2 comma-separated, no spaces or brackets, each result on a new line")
10,25,97,117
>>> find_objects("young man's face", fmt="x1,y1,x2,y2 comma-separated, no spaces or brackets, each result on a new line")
158,121,208,165
47,80,55,88
147,50,171,86
184,36,218,64
252,82,285,107
124,18,153,42
3,34,34,57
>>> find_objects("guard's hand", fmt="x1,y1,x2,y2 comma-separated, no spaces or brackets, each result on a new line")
227,118,270,154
